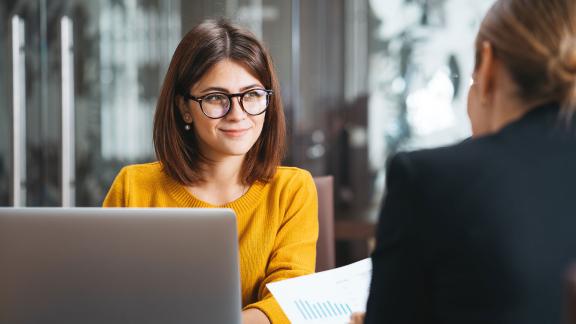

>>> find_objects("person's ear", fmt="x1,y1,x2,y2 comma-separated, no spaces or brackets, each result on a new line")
476,41,495,106
176,95,193,124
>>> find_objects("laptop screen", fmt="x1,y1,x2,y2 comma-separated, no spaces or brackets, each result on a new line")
0,207,242,324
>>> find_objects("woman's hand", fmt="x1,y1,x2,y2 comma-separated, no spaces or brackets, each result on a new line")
242,308,271,324
349,312,365,324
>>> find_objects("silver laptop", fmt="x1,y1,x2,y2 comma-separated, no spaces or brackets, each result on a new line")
0,208,242,324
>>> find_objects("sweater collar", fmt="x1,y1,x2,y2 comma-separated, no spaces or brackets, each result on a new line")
165,174,266,212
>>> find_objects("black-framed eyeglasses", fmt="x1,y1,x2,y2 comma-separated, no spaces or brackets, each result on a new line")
183,88,273,119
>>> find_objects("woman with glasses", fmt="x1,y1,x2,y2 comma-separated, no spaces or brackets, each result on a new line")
103,19,318,324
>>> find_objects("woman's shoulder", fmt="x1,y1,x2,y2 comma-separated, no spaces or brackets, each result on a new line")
267,166,315,193
115,161,168,184
273,166,313,181
103,162,167,206
119,161,162,175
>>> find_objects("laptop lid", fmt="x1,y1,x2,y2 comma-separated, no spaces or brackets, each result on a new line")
0,207,242,324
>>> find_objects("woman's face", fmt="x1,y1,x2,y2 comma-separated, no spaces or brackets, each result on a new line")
179,60,266,161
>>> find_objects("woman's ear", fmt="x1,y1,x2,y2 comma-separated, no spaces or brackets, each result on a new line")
476,41,495,106
176,95,193,123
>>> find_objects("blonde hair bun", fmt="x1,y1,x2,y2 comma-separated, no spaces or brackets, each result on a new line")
552,36,576,83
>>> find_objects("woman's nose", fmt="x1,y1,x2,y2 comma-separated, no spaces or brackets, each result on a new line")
226,97,247,119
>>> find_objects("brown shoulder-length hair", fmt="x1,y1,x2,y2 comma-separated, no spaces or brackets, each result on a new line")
153,19,286,186
475,0,576,116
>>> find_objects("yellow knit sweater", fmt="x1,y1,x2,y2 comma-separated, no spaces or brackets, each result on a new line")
102,162,318,323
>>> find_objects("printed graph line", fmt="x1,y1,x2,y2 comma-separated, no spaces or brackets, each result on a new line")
346,304,353,313
318,302,327,317
295,300,309,320
327,301,337,316
306,301,317,318
334,303,342,315
314,303,323,318
323,302,333,316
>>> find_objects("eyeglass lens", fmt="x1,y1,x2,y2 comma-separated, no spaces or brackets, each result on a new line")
201,89,269,118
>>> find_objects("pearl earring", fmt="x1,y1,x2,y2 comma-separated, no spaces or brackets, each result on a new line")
185,124,191,131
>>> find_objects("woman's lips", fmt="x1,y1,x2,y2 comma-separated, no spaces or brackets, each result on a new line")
220,128,250,137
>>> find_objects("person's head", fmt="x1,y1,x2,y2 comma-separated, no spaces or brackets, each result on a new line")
154,19,286,185
467,0,576,136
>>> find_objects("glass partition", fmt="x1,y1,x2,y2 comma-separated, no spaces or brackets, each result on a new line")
0,0,495,216
73,0,180,206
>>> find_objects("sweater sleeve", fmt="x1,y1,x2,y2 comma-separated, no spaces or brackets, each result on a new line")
245,170,319,323
102,167,128,207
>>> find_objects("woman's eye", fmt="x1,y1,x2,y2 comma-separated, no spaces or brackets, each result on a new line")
205,94,226,103
245,90,264,98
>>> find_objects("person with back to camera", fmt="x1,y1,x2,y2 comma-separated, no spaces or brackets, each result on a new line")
351,0,576,323
103,19,318,324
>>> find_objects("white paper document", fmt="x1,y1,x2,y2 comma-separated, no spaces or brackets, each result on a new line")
267,258,372,324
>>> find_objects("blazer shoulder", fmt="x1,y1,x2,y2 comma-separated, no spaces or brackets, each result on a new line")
402,136,496,168
388,136,501,193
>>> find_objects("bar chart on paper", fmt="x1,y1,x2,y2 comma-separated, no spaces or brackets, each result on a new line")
267,258,372,324
294,299,353,321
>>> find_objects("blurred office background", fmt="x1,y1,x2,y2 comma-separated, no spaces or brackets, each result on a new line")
0,0,493,263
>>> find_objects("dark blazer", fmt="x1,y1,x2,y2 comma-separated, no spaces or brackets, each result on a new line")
365,103,576,324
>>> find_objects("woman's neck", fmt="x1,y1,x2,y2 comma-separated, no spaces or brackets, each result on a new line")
202,155,245,186
490,94,549,133
186,155,249,205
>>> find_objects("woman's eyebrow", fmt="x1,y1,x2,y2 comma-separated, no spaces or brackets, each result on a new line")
199,87,228,94
239,84,263,91
198,84,263,94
